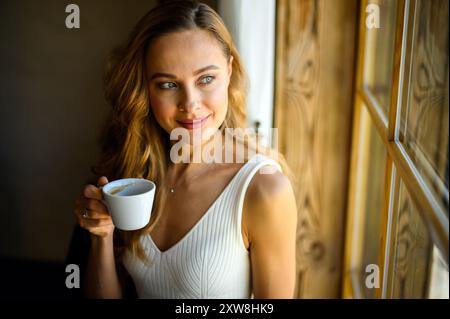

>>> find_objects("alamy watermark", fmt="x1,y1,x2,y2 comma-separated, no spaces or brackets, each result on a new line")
66,4,381,30
366,4,380,29
65,264,80,289
169,127,279,174
365,264,380,289
65,4,80,29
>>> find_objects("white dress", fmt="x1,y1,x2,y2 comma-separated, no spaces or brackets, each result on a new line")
122,154,282,298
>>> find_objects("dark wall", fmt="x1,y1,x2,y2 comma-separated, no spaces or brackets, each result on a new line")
0,0,163,262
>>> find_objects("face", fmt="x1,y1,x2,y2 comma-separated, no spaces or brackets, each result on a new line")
146,29,233,146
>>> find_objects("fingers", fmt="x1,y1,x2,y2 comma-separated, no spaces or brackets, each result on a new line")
74,207,108,220
87,227,114,238
97,176,109,188
74,176,114,237
82,176,109,200
82,184,103,201
73,203,114,236
75,198,109,218
78,216,114,229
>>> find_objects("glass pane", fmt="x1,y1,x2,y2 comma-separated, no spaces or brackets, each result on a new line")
392,181,432,298
363,0,398,114
356,106,387,298
427,245,449,299
399,0,449,214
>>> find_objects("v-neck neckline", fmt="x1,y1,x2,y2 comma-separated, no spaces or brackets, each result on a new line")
146,158,257,255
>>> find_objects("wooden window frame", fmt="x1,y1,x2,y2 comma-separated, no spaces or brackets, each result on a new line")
343,0,449,299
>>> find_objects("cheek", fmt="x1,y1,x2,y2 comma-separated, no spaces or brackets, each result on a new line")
205,83,229,117
148,91,177,130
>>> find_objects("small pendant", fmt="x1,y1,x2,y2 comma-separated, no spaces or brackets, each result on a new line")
170,188,175,193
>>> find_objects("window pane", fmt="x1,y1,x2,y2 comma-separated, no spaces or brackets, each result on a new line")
363,0,397,114
427,245,449,299
399,0,449,213
356,106,387,298
392,181,432,298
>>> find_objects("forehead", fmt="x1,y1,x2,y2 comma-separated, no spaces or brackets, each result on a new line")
146,29,228,74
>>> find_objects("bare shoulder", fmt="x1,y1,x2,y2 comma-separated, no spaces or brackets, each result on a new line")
246,169,294,206
243,168,297,242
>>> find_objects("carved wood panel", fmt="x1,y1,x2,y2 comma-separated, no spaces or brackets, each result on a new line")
275,0,358,298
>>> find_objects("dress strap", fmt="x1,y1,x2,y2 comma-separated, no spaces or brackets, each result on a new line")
233,154,283,251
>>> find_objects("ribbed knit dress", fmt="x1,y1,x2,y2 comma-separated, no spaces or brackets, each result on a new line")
122,154,282,298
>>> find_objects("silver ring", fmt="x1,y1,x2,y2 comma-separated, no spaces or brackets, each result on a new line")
82,208,89,219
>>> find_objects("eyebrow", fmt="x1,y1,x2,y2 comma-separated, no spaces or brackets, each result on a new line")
149,65,220,81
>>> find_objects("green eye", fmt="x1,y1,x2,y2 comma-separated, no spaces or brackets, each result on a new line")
159,82,177,89
199,76,215,85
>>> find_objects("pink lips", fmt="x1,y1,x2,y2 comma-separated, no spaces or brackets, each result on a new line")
176,115,210,130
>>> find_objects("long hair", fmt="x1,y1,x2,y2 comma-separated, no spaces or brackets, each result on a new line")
93,0,293,264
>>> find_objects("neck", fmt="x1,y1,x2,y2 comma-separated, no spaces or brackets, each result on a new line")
168,130,225,165
167,134,226,190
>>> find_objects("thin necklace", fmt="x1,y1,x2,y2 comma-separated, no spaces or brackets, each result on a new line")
168,164,215,193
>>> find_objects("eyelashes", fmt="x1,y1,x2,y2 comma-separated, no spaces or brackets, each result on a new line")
157,75,216,90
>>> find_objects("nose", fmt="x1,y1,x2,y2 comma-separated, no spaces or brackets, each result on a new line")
178,85,201,113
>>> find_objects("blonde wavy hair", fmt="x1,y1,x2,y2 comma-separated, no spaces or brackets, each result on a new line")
93,0,292,265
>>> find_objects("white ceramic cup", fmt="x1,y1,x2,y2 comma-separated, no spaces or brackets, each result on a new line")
101,178,156,231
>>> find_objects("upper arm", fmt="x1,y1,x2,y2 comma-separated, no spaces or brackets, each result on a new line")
243,168,297,298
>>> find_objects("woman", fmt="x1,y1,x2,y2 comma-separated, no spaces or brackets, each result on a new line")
73,0,297,299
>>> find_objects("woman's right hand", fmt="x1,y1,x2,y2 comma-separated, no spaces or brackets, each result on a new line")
74,176,115,238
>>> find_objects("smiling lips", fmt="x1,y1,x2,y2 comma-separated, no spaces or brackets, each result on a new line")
176,115,211,130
